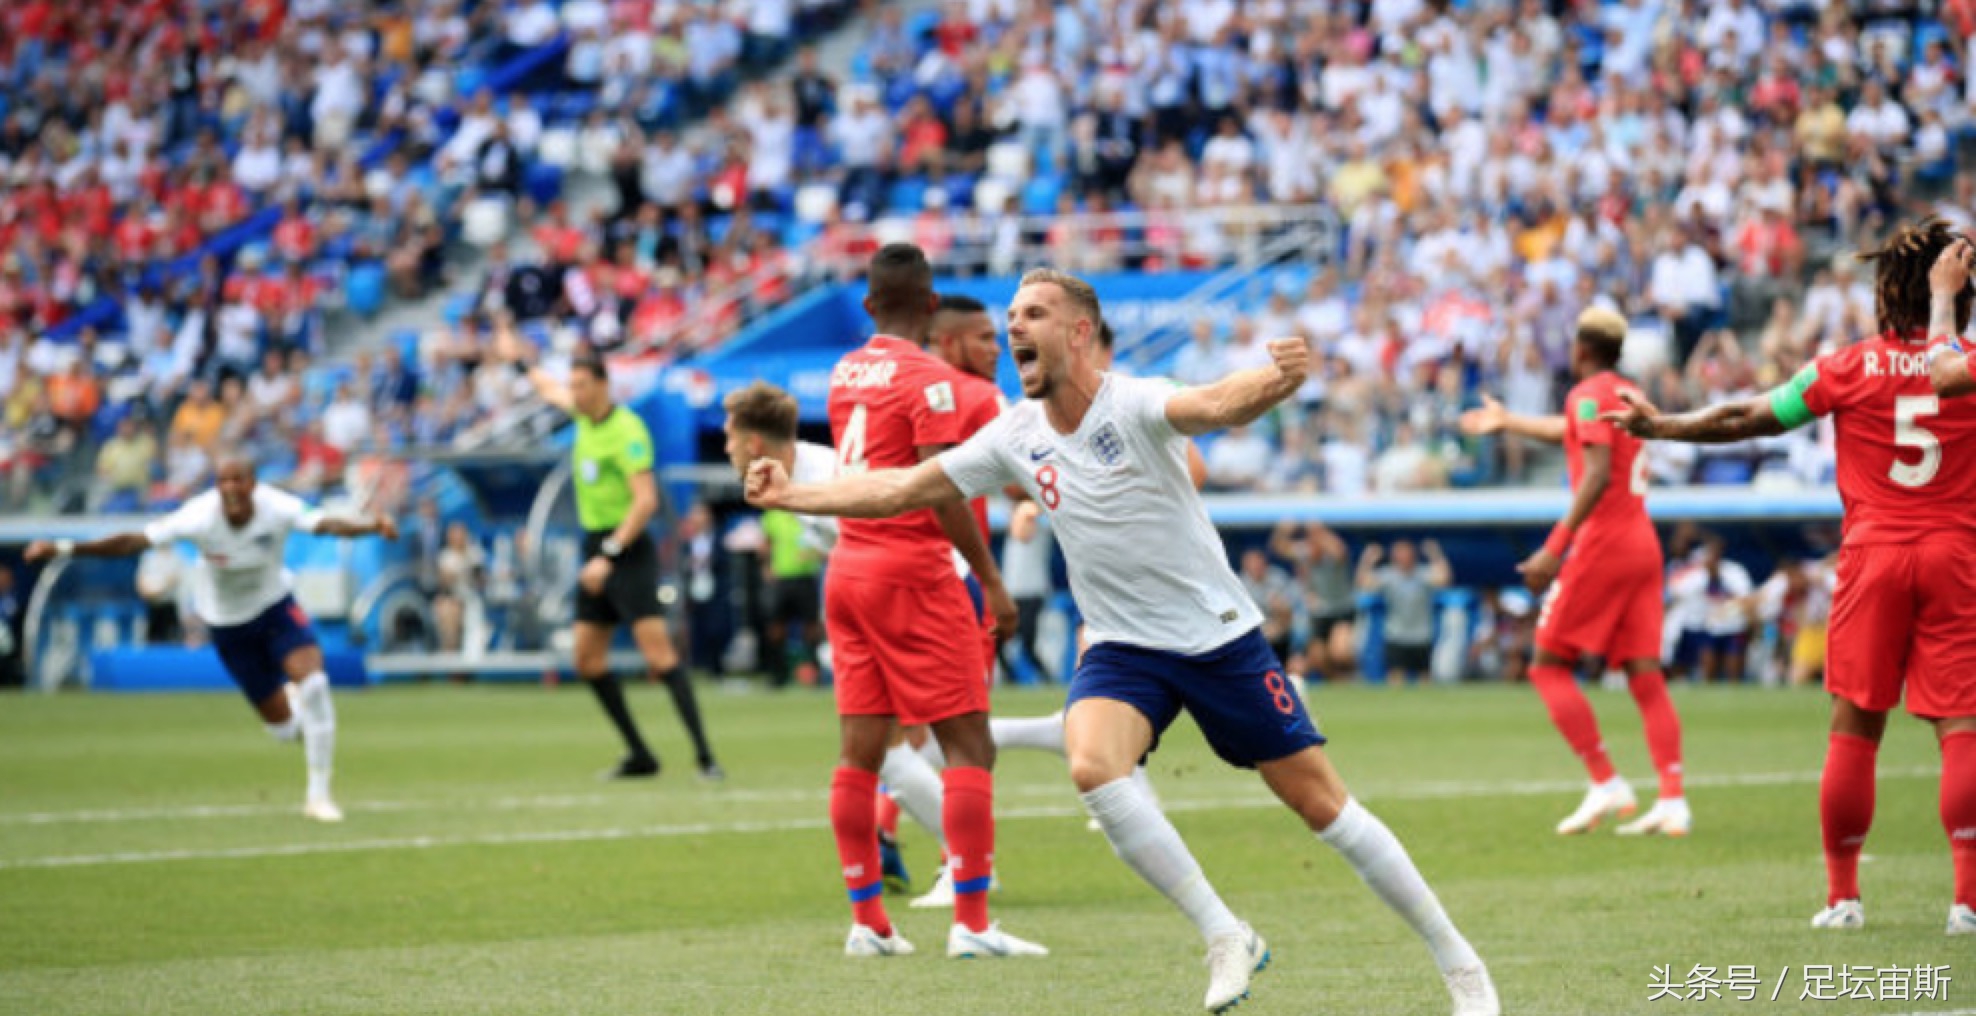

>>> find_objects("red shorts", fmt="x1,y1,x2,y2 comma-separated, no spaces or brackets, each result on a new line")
1535,547,1663,664
1827,540,1976,719
826,569,989,725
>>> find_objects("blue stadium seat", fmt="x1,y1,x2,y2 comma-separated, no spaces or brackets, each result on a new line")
887,176,928,212
1021,174,1064,216
1698,458,1756,486
444,292,478,325
345,262,387,317
524,162,564,207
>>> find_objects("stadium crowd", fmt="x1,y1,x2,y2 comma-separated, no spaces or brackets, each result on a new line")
0,0,842,513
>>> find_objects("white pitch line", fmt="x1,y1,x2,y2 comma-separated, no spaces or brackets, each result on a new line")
0,764,1942,830
0,766,1943,872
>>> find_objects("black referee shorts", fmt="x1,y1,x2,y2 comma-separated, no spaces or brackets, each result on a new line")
576,532,664,627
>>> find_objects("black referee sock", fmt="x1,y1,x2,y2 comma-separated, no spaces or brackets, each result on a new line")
586,673,654,760
659,666,717,767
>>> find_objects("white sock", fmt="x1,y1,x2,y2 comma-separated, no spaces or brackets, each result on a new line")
264,717,300,742
294,672,336,803
880,743,946,846
915,733,946,770
1131,765,1160,809
990,712,1066,755
1082,776,1241,942
1319,798,1480,972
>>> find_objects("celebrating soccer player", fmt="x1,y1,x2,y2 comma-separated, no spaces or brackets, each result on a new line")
25,457,396,822
1607,221,1976,936
1459,306,1689,837
747,268,1498,1013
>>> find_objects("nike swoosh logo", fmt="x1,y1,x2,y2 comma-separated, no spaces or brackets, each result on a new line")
965,933,1009,956
1029,449,1052,462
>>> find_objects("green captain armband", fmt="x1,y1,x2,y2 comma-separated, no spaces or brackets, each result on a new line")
1767,364,1819,431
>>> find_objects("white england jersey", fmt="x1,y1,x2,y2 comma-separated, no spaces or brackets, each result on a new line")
791,440,840,554
940,373,1261,654
142,486,325,627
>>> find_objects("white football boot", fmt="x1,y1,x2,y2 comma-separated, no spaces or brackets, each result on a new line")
1615,797,1690,837
1444,964,1501,1016
946,922,1048,958
1556,777,1637,835
1809,899,1865,930
1203,923,1268,1013
1947,903,1976,936
844,924,915,957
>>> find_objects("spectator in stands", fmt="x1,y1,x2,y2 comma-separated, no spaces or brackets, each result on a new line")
159,426,210,505
1358,539,1451,686
1205,423,1272,492
93,416,156,512
998,501,1057,685
321,379,373,454
1272,521,1358,683
433,521,486,655
170,379,225,452
677,503,731,678
1240,547,1298,678
135,541,185,648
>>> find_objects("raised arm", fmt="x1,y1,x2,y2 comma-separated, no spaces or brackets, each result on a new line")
1355,542,1385,591
746,456,965,519
1602,389,1787,444
1164,337,1308,437
1422,538,1453,588
493,318,574,414
1926,239,1975,398
1459,394,1566,444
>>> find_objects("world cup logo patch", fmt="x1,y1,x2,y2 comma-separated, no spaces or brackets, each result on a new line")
1089,423,1126,468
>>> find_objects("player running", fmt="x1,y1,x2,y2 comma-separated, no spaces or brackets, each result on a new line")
813,244,1042,959
25,457,396,822
1608,221,1976,936
1459,306,1688,837
747,267,1498,1014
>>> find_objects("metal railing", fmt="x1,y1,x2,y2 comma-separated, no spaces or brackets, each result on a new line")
1117,218,1337,375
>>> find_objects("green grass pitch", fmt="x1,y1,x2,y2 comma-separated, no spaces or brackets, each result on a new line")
0,682,1965,1015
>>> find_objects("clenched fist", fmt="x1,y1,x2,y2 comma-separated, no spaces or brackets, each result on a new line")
1266,337,1310,386
745,457,790,508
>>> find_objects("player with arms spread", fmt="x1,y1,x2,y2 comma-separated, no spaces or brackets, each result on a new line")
747,268,1498,1014
1609,221,1976,935
812,245,1039,960
26,457,396,822
1460,306,1688,837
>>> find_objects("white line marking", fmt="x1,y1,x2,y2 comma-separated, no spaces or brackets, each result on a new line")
0,765,1940,829
0,767,1941,872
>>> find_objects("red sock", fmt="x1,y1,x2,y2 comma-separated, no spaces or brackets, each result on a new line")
1821,732,1878,905
942,766,995,932
830,767,891,935
875,788,900,841
1530,663,1616,783
1940,732,1976,908
1627,669,1685,799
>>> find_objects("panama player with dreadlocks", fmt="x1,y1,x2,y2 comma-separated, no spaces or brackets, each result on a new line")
1607,219,1976,935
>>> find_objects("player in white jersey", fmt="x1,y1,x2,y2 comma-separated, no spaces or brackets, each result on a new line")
26,456,398,822
746,268,1499,1015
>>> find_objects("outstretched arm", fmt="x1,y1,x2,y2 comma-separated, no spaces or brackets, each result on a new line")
746,457,965,518
1603,389,1787,444
1459,394,1566,444
315,514,400,540
24,532,152,562
1165,338,1308,436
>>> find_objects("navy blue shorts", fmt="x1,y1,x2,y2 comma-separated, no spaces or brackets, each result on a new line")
1069,628,1326,769
208,596,319,706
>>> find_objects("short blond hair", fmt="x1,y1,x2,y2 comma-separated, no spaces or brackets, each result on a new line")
1018,267,1102,327
1575,305,1627,366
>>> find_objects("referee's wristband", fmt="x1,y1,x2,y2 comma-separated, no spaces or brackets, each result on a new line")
600,537,624,560
1542,523,1573,559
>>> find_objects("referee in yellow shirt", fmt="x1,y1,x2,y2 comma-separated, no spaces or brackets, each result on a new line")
499,327,721,780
